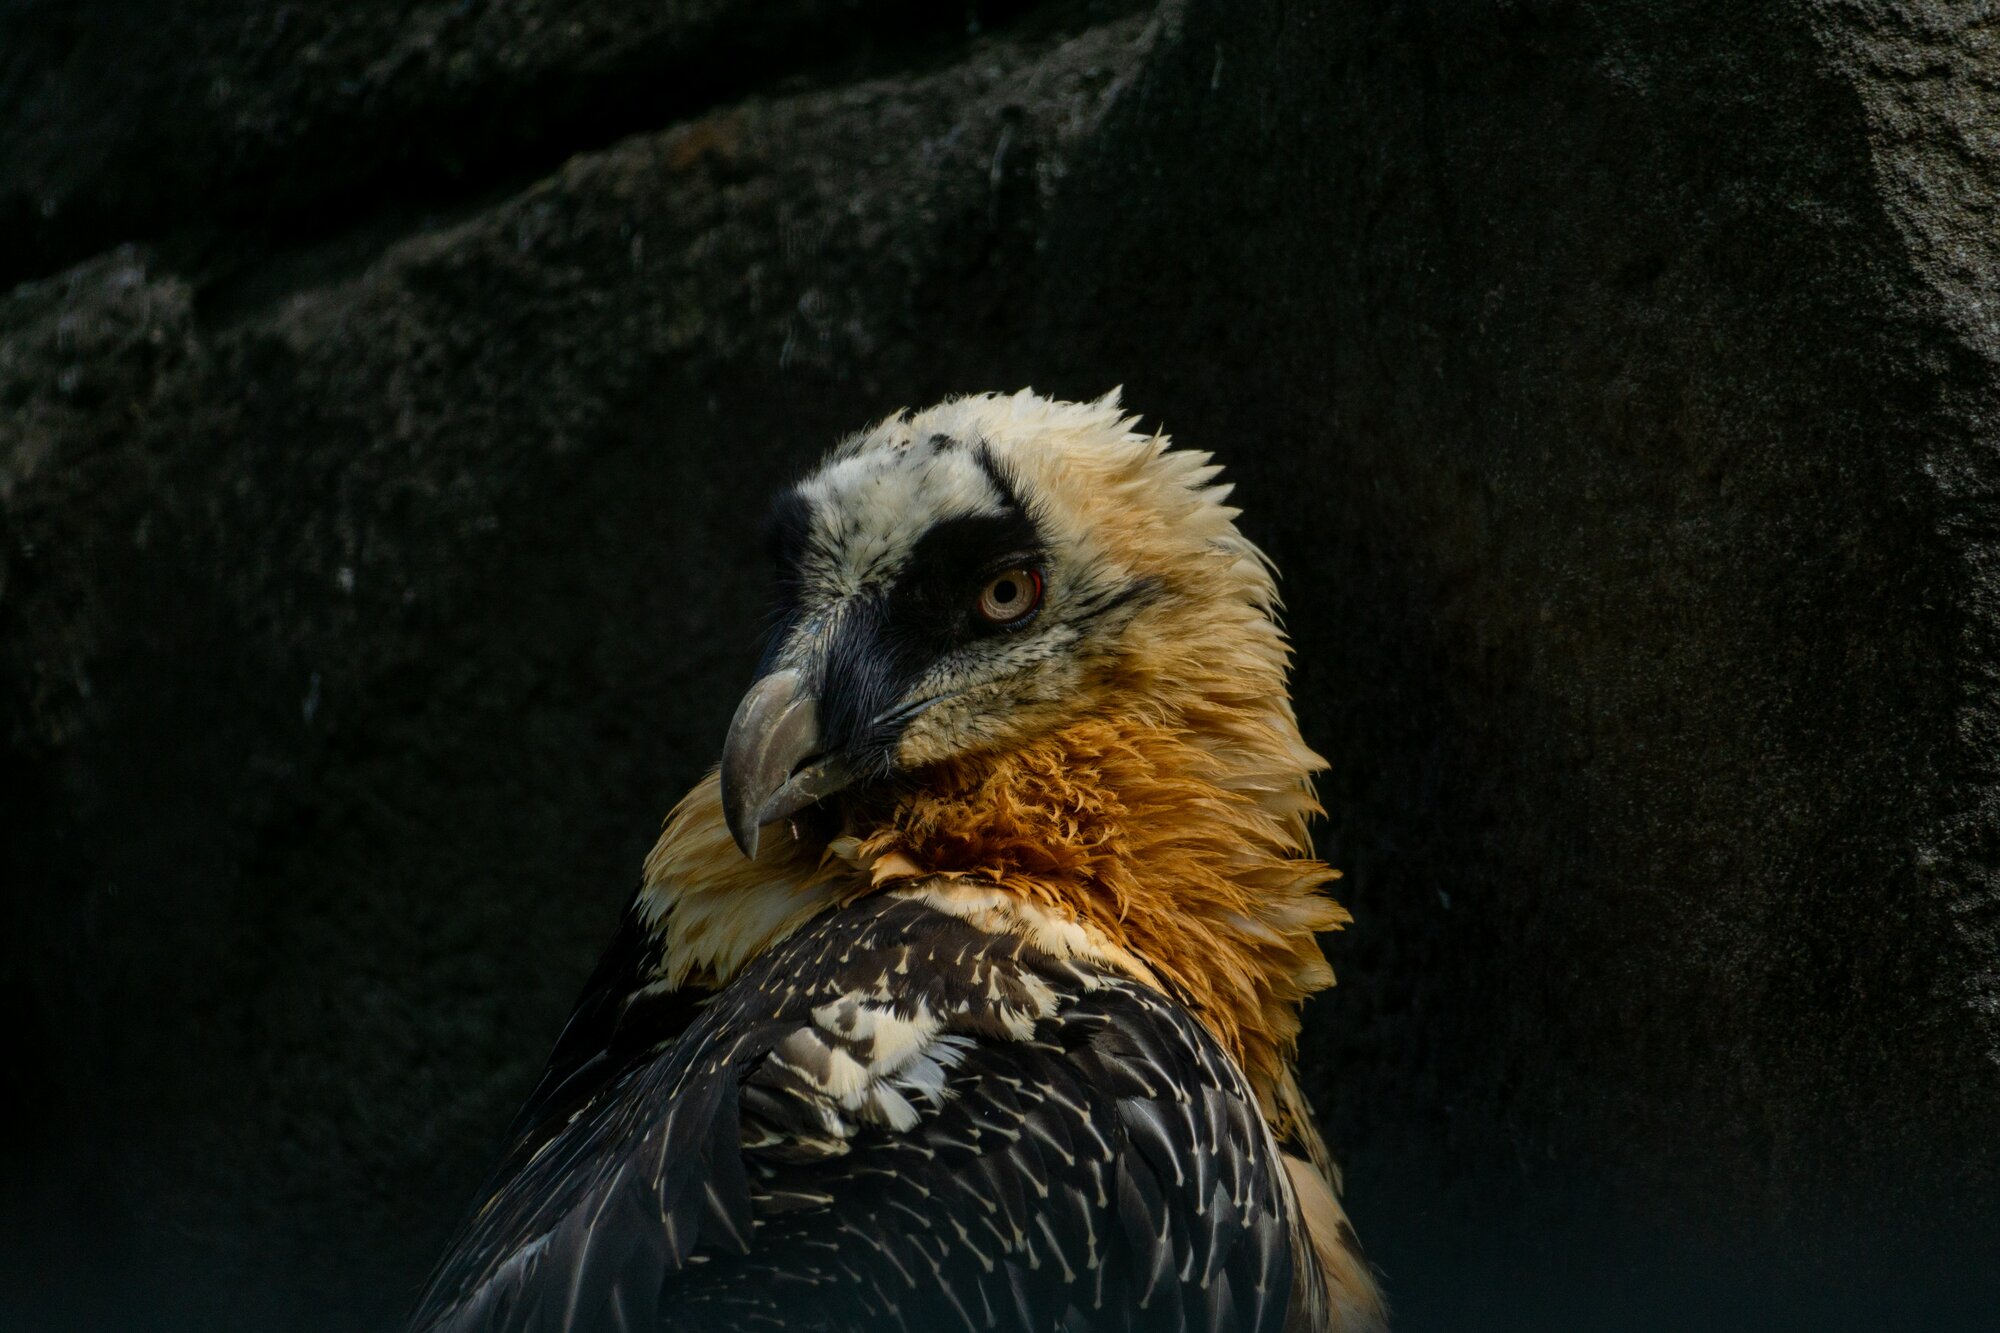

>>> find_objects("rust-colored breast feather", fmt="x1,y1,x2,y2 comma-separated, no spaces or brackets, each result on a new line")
846,715,1349,1119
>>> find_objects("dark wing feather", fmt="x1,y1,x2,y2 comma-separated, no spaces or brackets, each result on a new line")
410,894,1304,1333
504,903,711,1157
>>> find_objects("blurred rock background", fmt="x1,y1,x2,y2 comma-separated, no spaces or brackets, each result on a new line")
4,1,1998,1328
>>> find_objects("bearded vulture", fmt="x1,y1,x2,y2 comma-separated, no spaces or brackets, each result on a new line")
408,391,1385,1332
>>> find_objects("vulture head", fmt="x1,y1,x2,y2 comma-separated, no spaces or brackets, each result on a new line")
720,388,1305,858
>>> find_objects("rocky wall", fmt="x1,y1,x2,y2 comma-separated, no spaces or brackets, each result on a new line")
4,2,1996,1328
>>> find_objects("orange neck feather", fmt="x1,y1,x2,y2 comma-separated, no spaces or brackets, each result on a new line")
844,713,1347,1119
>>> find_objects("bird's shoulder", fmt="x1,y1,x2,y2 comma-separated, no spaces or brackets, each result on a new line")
411,890,1304,1333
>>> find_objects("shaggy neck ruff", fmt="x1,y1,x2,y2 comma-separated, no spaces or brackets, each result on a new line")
643,658,1347,1135
847,711,1347,1112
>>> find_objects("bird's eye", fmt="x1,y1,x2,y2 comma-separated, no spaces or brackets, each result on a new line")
975,567,1044,625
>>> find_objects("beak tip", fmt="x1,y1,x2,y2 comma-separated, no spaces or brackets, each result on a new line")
721,779,762,860
719,667,857,863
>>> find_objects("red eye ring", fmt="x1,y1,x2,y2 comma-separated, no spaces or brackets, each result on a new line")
976,567,1044,625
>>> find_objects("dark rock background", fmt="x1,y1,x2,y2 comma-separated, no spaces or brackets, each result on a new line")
4,1,1997,1329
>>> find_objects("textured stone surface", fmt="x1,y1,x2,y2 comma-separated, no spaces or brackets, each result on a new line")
3,1,1997,1330
0,0,1039,288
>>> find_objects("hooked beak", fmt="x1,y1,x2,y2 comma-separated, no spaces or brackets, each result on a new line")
719,668,859,858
